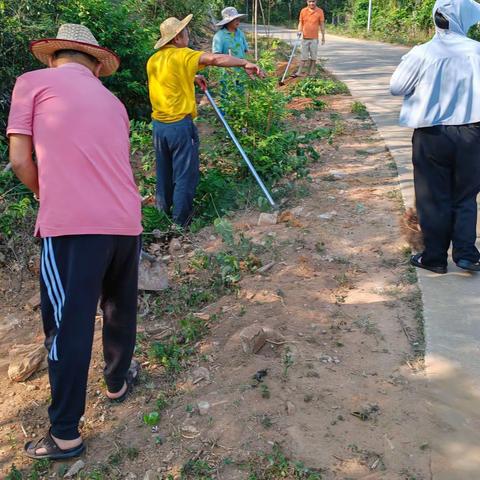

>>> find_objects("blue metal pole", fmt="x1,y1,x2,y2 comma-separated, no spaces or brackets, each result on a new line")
204,89,277,208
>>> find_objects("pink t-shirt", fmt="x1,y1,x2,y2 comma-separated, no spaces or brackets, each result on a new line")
7,63,142,238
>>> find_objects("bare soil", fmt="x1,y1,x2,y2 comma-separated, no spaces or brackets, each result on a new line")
0,90,437,479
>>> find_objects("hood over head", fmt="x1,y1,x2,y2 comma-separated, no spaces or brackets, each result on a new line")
433,0,480,35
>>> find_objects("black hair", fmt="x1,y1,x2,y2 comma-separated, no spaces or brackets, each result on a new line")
434,11,450,29
53,49,99,64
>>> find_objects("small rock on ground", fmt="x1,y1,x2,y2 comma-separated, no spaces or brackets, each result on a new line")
138,257,168,291
318,211,338,220
197,400,210,416
8,344,48,382
168,238,182,255
143,470,158,480
64,460,85,478
163,451,175,464
191,366,210,383
239,324,267,354
258,212,278,226
26,291,41,309
286,401,296,415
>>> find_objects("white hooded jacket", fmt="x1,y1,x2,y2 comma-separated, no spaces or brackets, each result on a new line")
390,0,480,128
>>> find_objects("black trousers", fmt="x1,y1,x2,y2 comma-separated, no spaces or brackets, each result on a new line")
40,235,140,440
413,124,480,267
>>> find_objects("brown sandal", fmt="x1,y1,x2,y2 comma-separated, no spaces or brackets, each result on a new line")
25,430,85,460
108,359,140,403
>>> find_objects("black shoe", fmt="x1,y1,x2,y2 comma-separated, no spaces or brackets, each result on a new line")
456,259,480,272
410,254,447,274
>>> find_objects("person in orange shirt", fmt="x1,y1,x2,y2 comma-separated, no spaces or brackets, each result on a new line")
293,0,325,77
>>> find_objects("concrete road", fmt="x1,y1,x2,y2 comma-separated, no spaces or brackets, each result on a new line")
244,25,480,479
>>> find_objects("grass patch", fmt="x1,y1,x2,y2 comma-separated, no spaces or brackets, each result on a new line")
290,77,349,98
6,460,51,480
247,444,322,479
351,101,369,119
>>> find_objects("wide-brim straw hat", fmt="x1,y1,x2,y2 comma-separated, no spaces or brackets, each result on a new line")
154,14,193,50
216,7,247,27
30,23,120,77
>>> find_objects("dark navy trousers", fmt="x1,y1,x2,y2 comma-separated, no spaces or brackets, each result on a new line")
413,124,480,267
40,235,140,440
153,116,200,227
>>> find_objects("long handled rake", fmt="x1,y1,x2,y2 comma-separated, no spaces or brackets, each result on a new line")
279,38,300,86
204,89,276,209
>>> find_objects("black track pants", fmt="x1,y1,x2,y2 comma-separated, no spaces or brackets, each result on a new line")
40,234,140,440
412,124,480,267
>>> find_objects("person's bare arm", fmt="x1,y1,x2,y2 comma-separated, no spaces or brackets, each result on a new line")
198,53,265,79
320,21,325,44
297,20,303,34
9,134,39,197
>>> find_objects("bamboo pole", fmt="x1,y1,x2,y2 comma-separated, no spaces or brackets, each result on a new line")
254,0,258,61
258,0,268,37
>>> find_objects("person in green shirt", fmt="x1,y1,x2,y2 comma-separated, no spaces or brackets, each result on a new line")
212,7,249,58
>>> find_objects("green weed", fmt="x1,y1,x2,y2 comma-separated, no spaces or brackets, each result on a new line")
334,273,352,288
290,78,349,98
149,340,187,373
6,465,22,480
260,414,273,429
7,459,53,480
351,101,369,119
181,459,214,479
261,384,271,399
283,347,294,378
248,444,322,479
156,393,169,411
143,411,160,426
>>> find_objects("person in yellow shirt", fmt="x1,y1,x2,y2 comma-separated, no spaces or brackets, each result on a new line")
292,0,325,77
147,15,263,228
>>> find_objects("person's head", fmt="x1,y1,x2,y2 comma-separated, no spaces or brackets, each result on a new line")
434,10,450,29
307,0,317,9
30,24,120,77
170,27,190,48
432,0,480,36
225,18,241,31
154,15,193,50
48,49,102,76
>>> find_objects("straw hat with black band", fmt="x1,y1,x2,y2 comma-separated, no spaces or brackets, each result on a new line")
154,14,193,49
30,23,120,77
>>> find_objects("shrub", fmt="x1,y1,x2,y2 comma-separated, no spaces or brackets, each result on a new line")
0,0,224,164
290,78,349,98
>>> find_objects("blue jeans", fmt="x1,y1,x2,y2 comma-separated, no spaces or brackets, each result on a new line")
153,117,200,227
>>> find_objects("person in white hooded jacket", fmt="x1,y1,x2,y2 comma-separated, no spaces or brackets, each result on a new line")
391,0,480,274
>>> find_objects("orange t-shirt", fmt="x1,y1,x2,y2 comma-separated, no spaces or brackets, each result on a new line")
300,6,325,39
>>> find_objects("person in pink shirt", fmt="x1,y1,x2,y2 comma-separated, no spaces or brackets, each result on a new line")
7,24,142,460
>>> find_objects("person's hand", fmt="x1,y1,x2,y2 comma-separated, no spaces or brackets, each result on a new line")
321,35,325,45
244,62,266,79
195,74,207,91
297,31,302,39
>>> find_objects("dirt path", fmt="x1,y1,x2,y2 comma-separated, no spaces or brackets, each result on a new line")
0,86,439,479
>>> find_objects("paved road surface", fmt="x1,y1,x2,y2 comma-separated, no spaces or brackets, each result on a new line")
243,25,480,479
